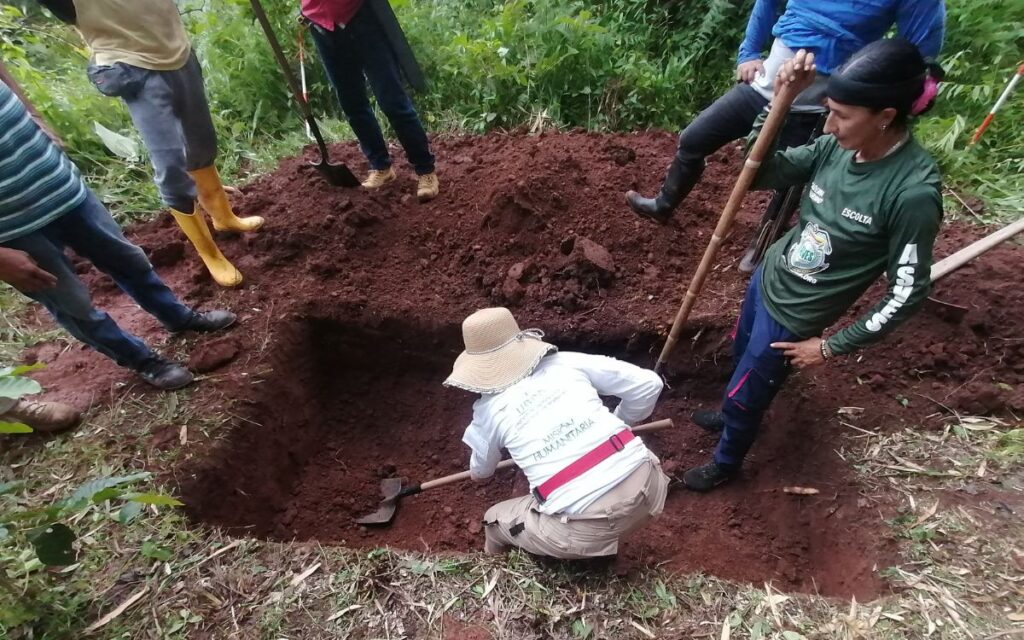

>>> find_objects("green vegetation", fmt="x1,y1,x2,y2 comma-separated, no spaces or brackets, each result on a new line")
1,0,1020,223
0,1,1022,636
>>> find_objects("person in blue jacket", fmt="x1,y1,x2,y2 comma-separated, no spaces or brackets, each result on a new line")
625,0,944,224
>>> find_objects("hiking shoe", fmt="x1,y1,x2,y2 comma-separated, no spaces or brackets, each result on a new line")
176,309,237,333
416,172,440,202
682,461,736,492
691,409,725,433
136,357,194,391
361,167,396,190
625,190,672,224
0,398,80,433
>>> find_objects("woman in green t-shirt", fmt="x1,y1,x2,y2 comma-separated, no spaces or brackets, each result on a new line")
684,39,943,492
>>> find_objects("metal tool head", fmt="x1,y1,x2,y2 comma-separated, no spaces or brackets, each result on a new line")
312,157,361,187
353,477,404,526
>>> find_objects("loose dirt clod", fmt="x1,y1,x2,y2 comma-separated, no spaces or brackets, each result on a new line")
24,132,1024,600
187,337,240,373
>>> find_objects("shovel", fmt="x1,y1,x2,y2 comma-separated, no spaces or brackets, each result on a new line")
355,418,675,526
249,0,360,187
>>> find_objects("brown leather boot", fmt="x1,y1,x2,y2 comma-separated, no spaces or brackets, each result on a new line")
1,399,81,433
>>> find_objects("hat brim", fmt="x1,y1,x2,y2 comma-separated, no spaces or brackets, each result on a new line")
444,338,556,394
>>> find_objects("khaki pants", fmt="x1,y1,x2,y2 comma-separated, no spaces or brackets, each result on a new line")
482,458,669,559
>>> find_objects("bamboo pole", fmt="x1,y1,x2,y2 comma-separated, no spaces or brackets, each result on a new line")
654,56,814,373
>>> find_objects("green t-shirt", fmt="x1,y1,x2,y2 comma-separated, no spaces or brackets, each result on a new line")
756,133,942,355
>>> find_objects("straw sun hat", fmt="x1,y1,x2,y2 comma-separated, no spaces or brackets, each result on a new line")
444,308,556,394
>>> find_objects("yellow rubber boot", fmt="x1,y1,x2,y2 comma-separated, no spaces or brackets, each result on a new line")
170,205,243,287
189,166,264,232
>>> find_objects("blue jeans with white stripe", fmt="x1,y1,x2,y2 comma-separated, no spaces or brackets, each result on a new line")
2,190,195,369
713,267,802,469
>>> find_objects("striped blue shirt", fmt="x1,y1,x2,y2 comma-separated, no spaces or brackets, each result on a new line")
0,82,87,243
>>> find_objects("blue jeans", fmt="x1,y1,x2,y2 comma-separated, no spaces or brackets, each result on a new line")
310,4,435,175
1,191,195,369
87,52,217,212
713,267,802,469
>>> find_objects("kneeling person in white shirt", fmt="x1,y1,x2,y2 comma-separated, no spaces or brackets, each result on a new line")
444,307,670,559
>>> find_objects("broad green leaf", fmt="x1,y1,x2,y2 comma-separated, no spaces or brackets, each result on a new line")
28,523,76,566
782,632,807,640
141,540,171,561
125,493,184,507
67,472,151,506
93,122,140,161
90,487,125,504
0,421,33,434
0,526,8,539
0,375,41,400
117,501,144,524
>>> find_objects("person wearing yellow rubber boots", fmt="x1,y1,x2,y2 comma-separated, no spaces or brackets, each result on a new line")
36,0,262,287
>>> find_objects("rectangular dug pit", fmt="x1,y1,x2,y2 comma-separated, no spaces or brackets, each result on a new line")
180,315,514,552
180,315,893,599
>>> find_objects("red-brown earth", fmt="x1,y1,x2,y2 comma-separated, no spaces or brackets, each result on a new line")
16,131,1024,599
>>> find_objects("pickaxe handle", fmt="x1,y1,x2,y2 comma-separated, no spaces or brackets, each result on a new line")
416,418,674,492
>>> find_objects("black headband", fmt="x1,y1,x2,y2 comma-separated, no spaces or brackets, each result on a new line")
826,73,925,112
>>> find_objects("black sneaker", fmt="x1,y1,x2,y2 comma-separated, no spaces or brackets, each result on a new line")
691,409,725,432
682,461,736,492
136,357,194,390
176,309,236,333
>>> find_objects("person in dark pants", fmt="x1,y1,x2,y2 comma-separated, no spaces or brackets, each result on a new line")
625,0,944,224
683,41,942,491
36,0,265,288
302,0,439,201
0,78,235,391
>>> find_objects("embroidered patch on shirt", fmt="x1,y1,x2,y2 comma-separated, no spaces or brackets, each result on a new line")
786,222,833,282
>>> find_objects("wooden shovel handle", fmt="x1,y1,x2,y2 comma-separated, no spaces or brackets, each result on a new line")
930,216,1024,282
418,418,674,492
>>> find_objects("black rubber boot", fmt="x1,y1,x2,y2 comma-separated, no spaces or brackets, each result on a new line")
176,309,237,333
626,156,694,224
682,461,737,492
691,409,725,433
136,357,194,390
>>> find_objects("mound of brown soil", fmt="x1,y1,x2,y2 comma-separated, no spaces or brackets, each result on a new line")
23,131,1023,599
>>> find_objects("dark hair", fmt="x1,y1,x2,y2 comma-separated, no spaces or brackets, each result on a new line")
827,38,936,128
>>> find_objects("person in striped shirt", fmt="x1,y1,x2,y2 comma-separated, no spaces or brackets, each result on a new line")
0,69,236,390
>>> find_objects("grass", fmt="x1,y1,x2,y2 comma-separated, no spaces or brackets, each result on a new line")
2,0,1022,227
2,319,1021,639
1,0,1022,635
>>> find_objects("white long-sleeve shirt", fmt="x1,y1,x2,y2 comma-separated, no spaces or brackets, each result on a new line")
461,351,664,515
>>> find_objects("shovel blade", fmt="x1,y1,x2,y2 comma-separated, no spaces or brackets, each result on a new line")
353,477,404,526
354,500,398,525
312,158,361,187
